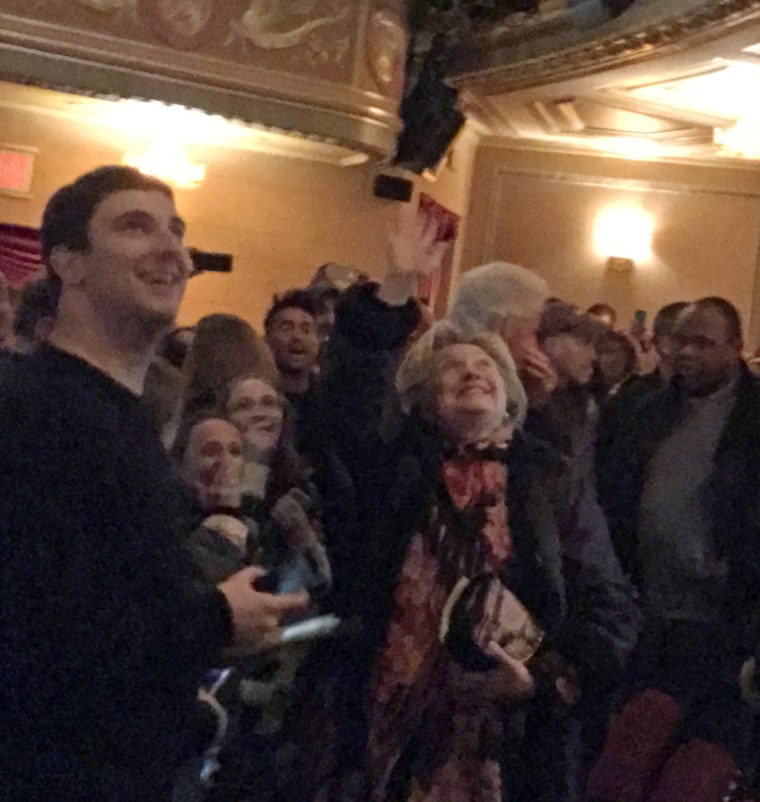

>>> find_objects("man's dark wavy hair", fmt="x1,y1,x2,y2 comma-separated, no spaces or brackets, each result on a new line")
264,289,321,335
41,165,173,270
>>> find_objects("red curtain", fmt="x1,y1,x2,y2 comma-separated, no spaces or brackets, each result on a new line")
0,224,42,288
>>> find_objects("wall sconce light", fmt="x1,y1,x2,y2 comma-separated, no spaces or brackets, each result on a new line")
607,255,635,272
594,206,654,269
124,143,206,189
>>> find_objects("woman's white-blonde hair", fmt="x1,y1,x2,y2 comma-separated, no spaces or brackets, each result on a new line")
396,321,528,427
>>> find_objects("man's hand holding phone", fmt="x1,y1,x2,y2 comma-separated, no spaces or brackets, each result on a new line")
217,565,309,650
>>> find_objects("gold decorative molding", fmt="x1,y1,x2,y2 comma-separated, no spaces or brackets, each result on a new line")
0,0,406,157
450,0,760,94
67,0,136,13
228,0,349,62
366,8,406,95
139,0,227,51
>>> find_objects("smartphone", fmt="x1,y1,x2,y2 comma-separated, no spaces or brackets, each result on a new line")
631,309,647,337
254,555,314,596
280,614,342,644
254,566,287,595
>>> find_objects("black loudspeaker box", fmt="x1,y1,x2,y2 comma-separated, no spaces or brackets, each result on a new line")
373,174,413,202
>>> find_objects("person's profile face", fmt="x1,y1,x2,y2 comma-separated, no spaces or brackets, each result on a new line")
542,333,596,387
500,313,541,371
71,189,191,330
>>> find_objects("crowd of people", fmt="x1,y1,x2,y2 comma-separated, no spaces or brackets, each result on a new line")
1,164,759,802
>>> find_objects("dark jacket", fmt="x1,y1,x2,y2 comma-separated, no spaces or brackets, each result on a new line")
596,369,664,518
300,284,560,798
315,286,549,638
599,364,760,661
319,286,638,686
315,284,423,626
515,388,640,695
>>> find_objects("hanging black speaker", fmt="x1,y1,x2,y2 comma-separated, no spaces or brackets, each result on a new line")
394,37,465,174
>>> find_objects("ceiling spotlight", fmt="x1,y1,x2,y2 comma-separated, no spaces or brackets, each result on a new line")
124,143,206,189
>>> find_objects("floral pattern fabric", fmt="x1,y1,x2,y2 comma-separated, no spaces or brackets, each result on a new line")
362,454,513,802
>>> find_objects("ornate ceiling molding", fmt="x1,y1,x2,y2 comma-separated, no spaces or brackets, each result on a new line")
0,0,407,159
449,0,760,95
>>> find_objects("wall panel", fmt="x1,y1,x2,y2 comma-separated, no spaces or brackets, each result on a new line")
462,146,760,345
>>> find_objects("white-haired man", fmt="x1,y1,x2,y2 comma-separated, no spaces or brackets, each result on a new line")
450,261,558,406
448,262,639,802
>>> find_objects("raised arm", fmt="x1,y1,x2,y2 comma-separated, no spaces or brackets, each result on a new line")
318,207,450,461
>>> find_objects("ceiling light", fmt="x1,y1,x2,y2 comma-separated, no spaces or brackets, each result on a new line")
124,143,206,189
629,63,760,121
103,98,368,166
102,99,251,148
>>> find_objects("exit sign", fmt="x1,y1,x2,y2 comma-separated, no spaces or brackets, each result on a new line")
0,148,34,194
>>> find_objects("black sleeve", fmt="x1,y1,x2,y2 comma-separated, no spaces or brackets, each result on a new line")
318,282,420,465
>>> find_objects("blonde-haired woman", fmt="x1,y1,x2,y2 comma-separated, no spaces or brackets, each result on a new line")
298,212,541,802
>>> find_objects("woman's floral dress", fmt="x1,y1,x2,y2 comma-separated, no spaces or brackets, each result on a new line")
319,444,518,802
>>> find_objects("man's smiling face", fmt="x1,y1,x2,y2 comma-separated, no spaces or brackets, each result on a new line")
71,188,191,329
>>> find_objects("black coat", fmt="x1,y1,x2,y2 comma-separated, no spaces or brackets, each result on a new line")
317,286,637,693
512,389,640,696
599,364,760,664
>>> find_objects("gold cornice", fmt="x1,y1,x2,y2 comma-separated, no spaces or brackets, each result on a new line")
449,0,760,94
0,6,404,157
476,134,760,171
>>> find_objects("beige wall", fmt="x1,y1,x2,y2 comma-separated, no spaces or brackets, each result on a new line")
0,101,477,331
6,100,760,343
461,145,760,346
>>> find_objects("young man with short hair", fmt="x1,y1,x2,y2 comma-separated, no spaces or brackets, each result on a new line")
264,289,321,399
263,289,325,463
0,166,306,800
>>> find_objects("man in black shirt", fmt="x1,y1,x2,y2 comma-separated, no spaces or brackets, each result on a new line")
0,166,306,800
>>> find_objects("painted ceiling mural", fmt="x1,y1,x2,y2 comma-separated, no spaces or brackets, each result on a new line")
5,0,760,163
12,0,407,86
0,0,408,156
